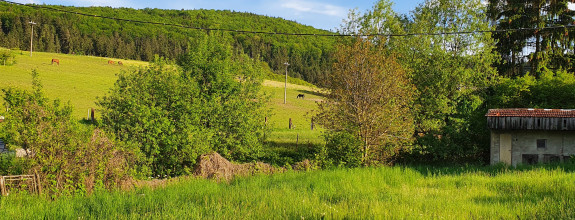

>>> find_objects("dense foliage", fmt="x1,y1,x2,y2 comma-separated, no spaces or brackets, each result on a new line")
331,0,575,165
489,70,575,109
0,49,16,65
98,34,269,177
0,2,335,85
337,0,497,164
0,71,136,196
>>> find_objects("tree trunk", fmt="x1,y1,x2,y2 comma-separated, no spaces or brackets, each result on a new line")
363,138,369,165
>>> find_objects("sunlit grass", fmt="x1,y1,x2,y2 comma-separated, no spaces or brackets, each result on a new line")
0,49,323,128
1,164,574,219
0,48,324,161
0,48,146,119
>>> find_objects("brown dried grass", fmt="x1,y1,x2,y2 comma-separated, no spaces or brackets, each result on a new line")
192,152,284,182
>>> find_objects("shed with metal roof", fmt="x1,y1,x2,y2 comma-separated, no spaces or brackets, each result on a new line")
487,108,575,166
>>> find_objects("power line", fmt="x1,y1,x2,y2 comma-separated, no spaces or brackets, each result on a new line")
2,0,575,37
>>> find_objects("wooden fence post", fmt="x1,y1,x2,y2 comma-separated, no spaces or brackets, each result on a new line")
90,108,95,123
34,170,42,195
296,134,299,146
0,176,6,196
289,118,293,129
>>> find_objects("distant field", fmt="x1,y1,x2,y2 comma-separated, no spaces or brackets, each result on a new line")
0,48,146,119
1,164,574,219
0,48,324,152
262,80,325,144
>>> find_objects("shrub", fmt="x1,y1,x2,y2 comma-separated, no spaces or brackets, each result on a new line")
317,131,363,168
0,50,16,66
101,35,270,177
1,71,137,196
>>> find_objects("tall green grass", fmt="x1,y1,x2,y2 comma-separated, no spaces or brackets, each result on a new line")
1,164,574,219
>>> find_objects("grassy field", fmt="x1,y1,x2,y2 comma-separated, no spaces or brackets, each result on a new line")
0,164,574,219
0,48,147,119
262,80,324,143
0,48,324,157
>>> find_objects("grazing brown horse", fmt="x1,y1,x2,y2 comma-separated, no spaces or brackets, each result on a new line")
51,59,60,65
108,60,115,65
118,61,123,66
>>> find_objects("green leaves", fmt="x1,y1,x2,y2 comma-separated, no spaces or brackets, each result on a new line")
315,38,414,165
488,0,575,77
1,71,135,196
99,35,269,176
490,70,575,109
341,0,497,164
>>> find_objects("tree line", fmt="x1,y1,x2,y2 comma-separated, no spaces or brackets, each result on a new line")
0,2,336,85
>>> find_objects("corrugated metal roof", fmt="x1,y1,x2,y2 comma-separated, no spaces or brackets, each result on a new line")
486,109,575,118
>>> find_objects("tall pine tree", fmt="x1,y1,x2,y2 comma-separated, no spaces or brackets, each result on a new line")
488,0,575,77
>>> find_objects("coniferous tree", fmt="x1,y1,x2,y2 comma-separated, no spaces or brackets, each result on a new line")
488,0,575,77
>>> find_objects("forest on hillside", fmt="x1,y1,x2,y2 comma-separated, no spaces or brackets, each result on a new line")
0,2,336,85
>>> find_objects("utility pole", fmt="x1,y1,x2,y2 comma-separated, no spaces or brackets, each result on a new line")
29,21,36,57
284,62,289,104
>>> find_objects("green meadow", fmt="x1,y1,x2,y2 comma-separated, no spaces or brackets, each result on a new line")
1,164,574,219
0,48,324,149
0,48,146,119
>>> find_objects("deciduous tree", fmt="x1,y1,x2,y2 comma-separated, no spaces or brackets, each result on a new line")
342,0,498,163
315,38,414,165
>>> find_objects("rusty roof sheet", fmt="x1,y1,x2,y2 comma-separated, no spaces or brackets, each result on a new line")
486,108,575,118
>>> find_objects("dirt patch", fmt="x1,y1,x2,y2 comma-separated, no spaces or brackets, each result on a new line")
193,152,284,182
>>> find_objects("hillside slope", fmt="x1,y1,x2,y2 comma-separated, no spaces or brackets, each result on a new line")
0,2,336,85
0,47,324,143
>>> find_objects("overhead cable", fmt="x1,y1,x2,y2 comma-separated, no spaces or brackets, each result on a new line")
2,0,575,37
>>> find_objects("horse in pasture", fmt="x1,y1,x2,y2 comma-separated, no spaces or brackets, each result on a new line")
118,61,123,66
297,94,305,99
108,60,115,65
51,59,60,65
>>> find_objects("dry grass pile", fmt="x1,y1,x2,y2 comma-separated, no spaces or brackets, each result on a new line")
193,152,283,181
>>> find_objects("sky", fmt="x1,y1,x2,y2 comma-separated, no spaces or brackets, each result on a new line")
10,0,426,31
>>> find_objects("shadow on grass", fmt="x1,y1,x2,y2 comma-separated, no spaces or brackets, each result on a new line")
296,89,326,98
260,141,320,166
78,119,98,126
405,161,575,177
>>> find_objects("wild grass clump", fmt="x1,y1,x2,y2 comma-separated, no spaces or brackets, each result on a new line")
1,164,574,219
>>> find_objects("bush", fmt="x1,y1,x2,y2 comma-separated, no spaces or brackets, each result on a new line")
0,153,26,176
0,50,16,66
1,71,137,196
316,131,363,168
101,35,270,177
